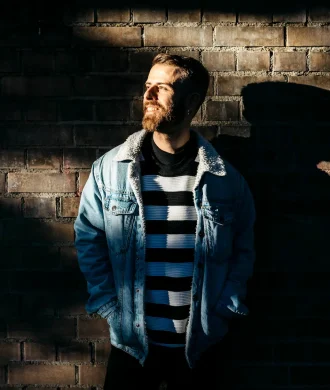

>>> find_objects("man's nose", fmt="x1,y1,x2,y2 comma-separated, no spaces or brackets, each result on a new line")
145,85,158,100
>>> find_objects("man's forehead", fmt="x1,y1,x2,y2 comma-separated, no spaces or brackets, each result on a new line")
146,63,182,84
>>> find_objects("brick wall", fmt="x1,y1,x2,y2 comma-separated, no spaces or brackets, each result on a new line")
1,3,330,388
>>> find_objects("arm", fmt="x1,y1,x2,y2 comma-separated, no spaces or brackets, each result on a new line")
74,162,117,318
216,176,256,319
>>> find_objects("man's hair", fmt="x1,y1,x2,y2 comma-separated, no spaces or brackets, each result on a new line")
151,53,210,107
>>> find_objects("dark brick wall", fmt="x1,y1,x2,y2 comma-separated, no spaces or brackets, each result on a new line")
1,3,330,388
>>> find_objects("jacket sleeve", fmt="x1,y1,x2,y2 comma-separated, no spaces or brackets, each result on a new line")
216,176,256,319
74,162,117,318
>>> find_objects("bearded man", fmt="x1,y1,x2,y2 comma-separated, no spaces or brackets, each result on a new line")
74,54,256,389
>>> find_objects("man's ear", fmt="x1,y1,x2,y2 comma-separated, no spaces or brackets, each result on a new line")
185,92,201,115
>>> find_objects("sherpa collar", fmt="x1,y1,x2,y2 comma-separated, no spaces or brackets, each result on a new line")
113,129,227,179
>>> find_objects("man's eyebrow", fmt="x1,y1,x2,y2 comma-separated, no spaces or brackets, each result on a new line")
145,82,174,87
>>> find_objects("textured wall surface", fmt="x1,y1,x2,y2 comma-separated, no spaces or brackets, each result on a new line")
1,3,330,388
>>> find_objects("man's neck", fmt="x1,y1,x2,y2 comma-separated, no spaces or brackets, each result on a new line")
152,127,191,154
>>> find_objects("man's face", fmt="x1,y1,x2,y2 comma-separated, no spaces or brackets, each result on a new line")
142,63,188,134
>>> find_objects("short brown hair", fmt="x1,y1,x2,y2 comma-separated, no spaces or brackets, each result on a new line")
151,53,210,107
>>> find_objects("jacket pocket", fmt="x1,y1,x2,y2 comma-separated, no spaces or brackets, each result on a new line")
202,202,235,263
104,195,138,254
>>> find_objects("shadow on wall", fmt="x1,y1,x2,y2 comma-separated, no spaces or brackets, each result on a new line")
212,82,330,385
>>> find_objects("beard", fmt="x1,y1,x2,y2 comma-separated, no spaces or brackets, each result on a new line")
142,100,185,134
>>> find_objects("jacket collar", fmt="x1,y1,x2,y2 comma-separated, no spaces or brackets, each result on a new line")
114,129,227,178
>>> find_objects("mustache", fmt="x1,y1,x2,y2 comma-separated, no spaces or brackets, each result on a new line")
143,102,166,112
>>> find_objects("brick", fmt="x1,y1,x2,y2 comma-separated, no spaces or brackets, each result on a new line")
239,13,272,22
59,342,90,362
203,11,236,22
8,364,75,385
0,198,21,218
0,102,21,120
0,293,21,318
192,126,218,141
274,52,306,71
96,100,130,121
59,100,94,121
24,198,56,218
78,318,109,339
56,292,87,316
309,7,330,22
273,10,306,22
55,50,93,73
215,26,284,46
130,52,156,72
221,126,251,137
0,174,5,193
310,52,330,71
0,366,4,384
207,75,214,96
288,27,330,46
11,270,84,293
0,150,24,168
64,149,96,169
131,99,143,121
2,77,71,97
25,101,57,121
202,52,235,71
80,365,107,385
74,75,142,97
291,366,330,385
61,197,80,217
288,75,330,91
95,341,111,362
168,9,201,22
145,27,212,47
22,50,54,74
25,343,56,361
20,247,59,269
73,27,141,47
0,49,20,72
238,51,270,71
28,149,61,169
2,125,73,147
94,49,128,72
133,8,166,23
206,101,239,121
97,8,130,22
8,173,76,193
167,50,200,60
60,247,79,269
79,172,90,194
20,294,55,317
217,75,285,96
0,343,20,364
64,7,94,23
75,125,138,146
4,220,74,243
235,366,288,386
8,318,75,340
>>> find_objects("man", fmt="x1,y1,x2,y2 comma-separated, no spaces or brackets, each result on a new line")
74,54,255,389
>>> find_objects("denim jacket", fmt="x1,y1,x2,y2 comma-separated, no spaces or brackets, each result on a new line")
74,129,256,368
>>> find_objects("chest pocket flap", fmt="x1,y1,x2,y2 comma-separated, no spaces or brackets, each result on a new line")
202,203,235,226
108,199,137,215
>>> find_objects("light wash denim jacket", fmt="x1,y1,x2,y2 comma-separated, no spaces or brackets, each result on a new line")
74,129,256,368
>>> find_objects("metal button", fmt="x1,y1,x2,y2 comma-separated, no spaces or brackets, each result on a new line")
136,289,140,293
136,323,140,328
199,231,205,238
111,205,117,211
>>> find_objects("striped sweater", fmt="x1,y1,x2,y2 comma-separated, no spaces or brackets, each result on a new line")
141,133,198,347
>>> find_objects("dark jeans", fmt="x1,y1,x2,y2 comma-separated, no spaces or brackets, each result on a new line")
104,337,232,390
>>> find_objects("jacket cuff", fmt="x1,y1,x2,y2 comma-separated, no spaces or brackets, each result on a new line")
97,300,117,319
